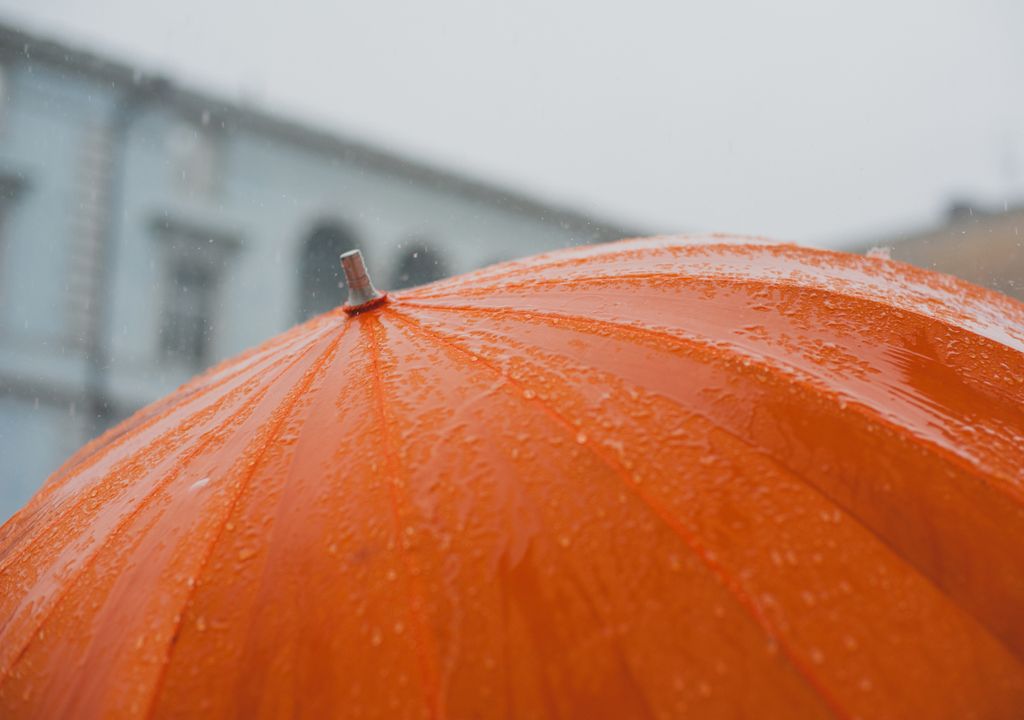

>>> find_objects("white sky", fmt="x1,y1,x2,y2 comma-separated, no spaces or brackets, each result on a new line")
1,0,1023,247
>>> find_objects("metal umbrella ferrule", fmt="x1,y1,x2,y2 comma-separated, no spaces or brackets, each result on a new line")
340,249,388,314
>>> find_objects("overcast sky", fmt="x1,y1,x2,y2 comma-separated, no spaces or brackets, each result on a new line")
1,0,1022,247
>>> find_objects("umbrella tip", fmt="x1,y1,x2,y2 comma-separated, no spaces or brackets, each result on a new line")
341,249,388,315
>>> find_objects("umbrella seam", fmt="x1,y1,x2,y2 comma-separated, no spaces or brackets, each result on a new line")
400,239,785,298
226,326,367,703
401,240,1024,331
399,270,1024,348
42,315,341,498
0,327,337,579
398,299,1024,502
0,383,271,643
403,273,1024,353
366,316,446,720
385,307,849,720
138,323,348,720
0,340,324,641
0,329,338,700
395,302,1024,669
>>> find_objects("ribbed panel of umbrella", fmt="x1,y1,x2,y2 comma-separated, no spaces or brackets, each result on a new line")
1,236,1023,718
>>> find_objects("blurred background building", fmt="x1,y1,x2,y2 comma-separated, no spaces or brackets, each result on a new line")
851,202,1023,303
0,18,1021,523
0,24,633,519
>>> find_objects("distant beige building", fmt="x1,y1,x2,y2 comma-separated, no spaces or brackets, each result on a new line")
850,203,1023,302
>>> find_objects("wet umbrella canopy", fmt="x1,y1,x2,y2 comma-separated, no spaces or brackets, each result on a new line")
2,236,1024,718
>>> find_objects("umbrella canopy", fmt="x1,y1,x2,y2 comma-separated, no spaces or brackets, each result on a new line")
1,236,1024,719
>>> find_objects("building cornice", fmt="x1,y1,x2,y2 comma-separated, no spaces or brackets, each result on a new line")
0,21,641,241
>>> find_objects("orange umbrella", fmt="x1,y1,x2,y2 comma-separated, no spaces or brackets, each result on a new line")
1,236,1023,719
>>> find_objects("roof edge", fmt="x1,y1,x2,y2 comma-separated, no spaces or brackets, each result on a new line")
0,20,643,240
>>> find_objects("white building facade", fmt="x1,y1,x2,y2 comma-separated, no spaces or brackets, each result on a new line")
0,25,633,521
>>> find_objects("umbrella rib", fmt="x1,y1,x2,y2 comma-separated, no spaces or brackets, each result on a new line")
403,272,1024,352
0,337,325,631
0,325,332,562
401,237,781,300
384,308,848,720
398,299,1024,505
0,329,339,692
0,327,335,579
33,319,335,507
365,316,445,720
395,302,1024,666
139,325,347,720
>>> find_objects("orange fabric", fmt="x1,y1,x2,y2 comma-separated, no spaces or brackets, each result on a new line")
2,236,1024,719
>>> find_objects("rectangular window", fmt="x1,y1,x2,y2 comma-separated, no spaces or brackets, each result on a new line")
160,261,215,367
151,215,240,369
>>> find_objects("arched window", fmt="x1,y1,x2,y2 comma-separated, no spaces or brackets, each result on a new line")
297,222,356,321
392,241,448,290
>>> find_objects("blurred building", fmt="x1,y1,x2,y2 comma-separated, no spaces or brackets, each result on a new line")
0,24,634,520
848,202,1023,302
